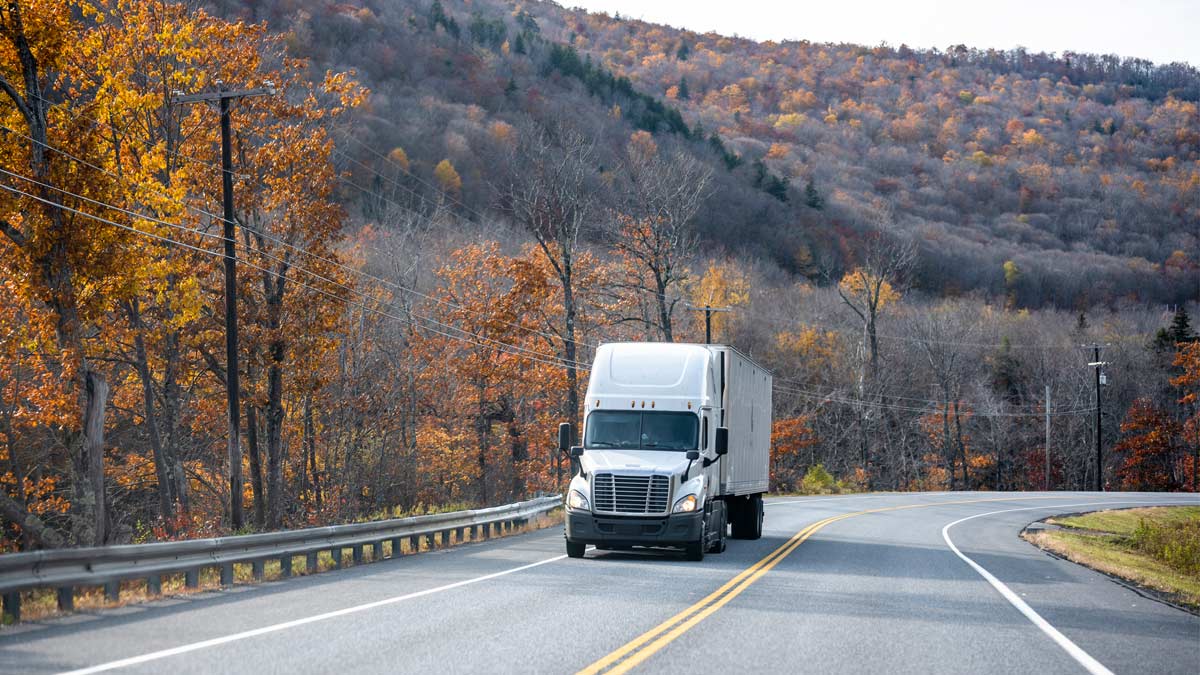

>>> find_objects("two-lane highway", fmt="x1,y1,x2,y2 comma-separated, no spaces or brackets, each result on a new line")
1,492,1196,674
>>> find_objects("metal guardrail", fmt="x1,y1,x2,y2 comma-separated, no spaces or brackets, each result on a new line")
0,495,561,622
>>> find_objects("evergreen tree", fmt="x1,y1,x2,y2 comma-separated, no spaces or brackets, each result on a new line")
505,77,518,97
1168,305,1196,343
514,31,526,55
804,178,824,209
678,76,690,100
676,40,690,60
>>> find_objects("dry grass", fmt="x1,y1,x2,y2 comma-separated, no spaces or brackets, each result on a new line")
4,509,563,625
1023,506,1200,611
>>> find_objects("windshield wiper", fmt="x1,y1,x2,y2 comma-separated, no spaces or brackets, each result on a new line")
588,441,616,447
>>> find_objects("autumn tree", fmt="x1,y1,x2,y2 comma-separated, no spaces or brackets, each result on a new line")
0,0,133,546
497,119,598,435
610,131,712,341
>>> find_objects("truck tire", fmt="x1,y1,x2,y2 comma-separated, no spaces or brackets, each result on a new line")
566,540,586,558
685,519,706,561
746,495,763,540
707,503,727,553
729,497,752,539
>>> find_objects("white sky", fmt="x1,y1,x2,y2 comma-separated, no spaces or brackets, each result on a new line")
561,1,1199,67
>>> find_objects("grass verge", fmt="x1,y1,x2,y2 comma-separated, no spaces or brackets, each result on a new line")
1022,506,1200,612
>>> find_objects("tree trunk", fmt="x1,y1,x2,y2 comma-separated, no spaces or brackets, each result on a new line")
245,399,266,528
126,300,176,525
655,273,673,342
77,370,108,545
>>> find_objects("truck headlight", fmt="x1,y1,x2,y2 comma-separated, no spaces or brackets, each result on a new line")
567,489,590,511
672,494,698,513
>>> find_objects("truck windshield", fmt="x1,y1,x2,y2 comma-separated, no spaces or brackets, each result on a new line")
584,411,698,451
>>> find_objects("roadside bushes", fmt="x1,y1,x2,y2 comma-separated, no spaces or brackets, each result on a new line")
1131,517,1200,576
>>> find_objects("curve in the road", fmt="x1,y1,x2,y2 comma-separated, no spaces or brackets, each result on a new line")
576,495,1181,675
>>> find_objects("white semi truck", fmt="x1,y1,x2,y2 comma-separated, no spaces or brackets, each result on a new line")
558,342,772,560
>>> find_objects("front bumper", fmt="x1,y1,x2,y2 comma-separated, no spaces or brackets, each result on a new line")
565,510,703,547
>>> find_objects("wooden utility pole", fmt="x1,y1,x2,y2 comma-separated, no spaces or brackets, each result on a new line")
172,81,275,529
1086,345,1108,492
1044,384,1051,491
686,304,731,344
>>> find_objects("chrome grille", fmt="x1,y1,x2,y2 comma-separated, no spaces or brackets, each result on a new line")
592,473,671,514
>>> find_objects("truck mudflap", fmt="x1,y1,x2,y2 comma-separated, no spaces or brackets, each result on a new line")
566,511,703,547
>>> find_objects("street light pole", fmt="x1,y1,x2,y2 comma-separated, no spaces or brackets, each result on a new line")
172,81,274,529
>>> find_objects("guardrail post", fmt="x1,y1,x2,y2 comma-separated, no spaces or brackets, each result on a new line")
147,575,161,596
440,530,451,547
279,555,292,578
252,560,265,581
220,563,234,587
104,581,120,602
390,537,403,557
306,552,319,573
56,587,74,612
455,527,464,544
185,569,200,589
3,592,20,623
332,547,343,569
425,533,437,550
373,541,384,561
352,545,364,565
409,535,419,552
472,524,481,540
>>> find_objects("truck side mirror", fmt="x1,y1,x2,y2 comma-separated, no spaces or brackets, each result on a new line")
685,450,700,461
715,427,729,456
569,446,585,458
558,422,573,454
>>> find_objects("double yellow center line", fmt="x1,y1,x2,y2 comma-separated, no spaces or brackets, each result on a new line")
577,496,1077,675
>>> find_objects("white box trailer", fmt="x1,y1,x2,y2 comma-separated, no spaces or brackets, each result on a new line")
712,345,772,497
558,342,772,561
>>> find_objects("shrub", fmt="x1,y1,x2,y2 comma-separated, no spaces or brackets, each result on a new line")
800,463,838,495
1131,517,1200,576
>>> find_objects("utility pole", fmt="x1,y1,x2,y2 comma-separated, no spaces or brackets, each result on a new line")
1044,384,1051,491
172,81,275,529
1085,344,1108,492
686,304,731,344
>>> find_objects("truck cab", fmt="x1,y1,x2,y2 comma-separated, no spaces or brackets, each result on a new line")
560,342,771,561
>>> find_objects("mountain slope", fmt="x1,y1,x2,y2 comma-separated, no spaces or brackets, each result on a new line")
213,0,1199,306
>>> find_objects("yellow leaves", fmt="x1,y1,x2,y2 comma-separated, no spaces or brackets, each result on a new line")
839,268,901,311
775,327,841,366
433,159,462,194
488,121,515,147
774,112,806,129
1019,128,1045,147
1002,260,1021,286
690,261,749,338
627,130,657,161
388,147,410,171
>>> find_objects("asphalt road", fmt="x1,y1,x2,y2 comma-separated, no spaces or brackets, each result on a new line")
1,492,1197,674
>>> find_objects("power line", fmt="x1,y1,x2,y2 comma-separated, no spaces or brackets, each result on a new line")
4,124,598,352
0,182,592,372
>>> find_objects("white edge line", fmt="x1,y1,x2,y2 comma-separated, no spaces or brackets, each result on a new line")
941,499,1196,675
58,553,569,675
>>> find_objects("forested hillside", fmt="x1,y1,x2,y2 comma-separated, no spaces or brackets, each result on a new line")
218,0,1200,307
0,0,1196,552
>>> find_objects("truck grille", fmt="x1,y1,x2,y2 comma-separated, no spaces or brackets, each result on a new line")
592,473,670,514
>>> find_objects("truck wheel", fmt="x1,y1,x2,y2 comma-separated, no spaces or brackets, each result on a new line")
746,495,763,540
566,540,586,558
729,497,750,539
685,520,706,561
707,504,727,553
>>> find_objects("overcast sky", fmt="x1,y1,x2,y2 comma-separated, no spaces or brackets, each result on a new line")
562,1,1199,67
